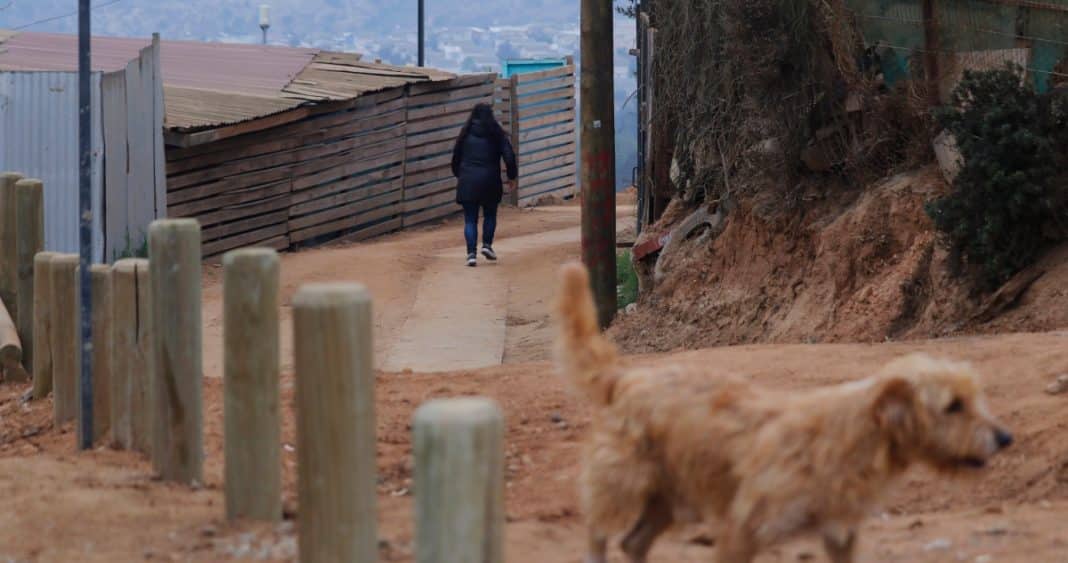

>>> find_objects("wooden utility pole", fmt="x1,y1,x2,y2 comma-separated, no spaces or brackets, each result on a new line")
293,283,377,563
149,219,203,484
922,0,942,105
413,398,505,563
15,179,44,372
580,0,618,328
223,248,281,522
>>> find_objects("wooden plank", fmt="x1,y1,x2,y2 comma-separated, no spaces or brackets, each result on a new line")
520,132,576,155
291,137,405,178
519,142,575,165
519,121,574,144
169,165,293,206
168,180,291,218
514,87,574,108
521,165,575,187
291,149,404,192
404,164,453,188
519,151,576,177
202,209,290,243
150,36,167,221
289,190,402,232
126,55,155,251
408,74,495,96
406,82,494,108
313,105,406,142
402,189,456,214
402,202,461,228
102,70,129,261
518,108,574,130
166,107,313,148
290,177,404,218
194,194,291,229
169,148,300,191
166,136,305,176
289,202,401,243
290,163,404,205
405,153,452,176
516,75,574,96
513,65,575,84
407,96,491,122
518,182,576,207
407,138,455,160
403,177,454,201
202,223,289,257
517,98,575,120
406,124,464,149
406,111,469,135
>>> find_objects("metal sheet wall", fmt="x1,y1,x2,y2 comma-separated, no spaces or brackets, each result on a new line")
0,71,105,261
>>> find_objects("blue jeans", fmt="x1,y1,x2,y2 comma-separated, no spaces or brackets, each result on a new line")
462,201,498,255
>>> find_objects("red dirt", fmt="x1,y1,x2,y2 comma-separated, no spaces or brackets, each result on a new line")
1,202,1068,562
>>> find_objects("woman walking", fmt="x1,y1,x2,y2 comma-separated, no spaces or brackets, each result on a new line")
452,103,518,267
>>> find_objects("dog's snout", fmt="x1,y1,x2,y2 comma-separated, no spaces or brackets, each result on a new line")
994,428,1014,449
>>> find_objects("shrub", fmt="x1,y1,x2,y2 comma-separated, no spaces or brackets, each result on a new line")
616,250,639,309
926,65,1064,289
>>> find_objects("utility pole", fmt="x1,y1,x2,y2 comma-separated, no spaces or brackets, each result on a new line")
580,0,617,328
417,0,425,66
77,0,93,450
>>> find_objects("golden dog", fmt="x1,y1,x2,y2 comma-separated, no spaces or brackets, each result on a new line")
554,263,1013,563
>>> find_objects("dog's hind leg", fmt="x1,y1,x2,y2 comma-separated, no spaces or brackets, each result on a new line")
585,530,608,563
821,524,857,563
619,494,673,563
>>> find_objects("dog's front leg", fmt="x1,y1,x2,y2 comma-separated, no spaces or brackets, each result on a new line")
715,523,757,563
821,523,857,563
620,494,674,563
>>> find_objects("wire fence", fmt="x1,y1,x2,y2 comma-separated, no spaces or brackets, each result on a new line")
847,0,1068,95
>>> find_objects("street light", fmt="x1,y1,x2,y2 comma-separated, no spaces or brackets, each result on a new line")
259,4,271,45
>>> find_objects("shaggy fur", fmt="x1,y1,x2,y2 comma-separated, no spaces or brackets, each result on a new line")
553,263,1013,563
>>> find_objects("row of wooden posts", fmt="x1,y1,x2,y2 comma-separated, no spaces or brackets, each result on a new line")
1,172,506,562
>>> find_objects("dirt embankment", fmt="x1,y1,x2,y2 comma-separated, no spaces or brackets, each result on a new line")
611,166,1068,353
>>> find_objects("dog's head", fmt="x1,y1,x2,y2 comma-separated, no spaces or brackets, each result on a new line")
872,353,1012,473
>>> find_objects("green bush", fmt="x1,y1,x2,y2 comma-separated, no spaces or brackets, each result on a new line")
616,250,639,309
926,65,1065,289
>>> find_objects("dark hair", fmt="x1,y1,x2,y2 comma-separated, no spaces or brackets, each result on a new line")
456,102,505,144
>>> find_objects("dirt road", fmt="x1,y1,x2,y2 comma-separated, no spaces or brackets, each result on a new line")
1,204,1067,562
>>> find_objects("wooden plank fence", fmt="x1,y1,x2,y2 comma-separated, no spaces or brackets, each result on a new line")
496,63,578,207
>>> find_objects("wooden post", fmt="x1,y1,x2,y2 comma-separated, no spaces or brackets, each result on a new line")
509,74,521,206
0,172,22,324
32,252,60,399
112,258,153,453
413,398,505,563
922,0,942,105
223,248,281,522
0,298,26,382
293,283,377,563
51,254,80,424
149,219,203,484
15,179,44,372
78,264,112,445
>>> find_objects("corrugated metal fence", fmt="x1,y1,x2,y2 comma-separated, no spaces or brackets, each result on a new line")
0,71,105,260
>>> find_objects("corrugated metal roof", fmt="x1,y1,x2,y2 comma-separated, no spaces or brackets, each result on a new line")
0,71,105,260
0,31,457,133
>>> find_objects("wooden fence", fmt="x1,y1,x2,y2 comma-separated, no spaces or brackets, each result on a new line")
164,75,495,259
495,63,578,207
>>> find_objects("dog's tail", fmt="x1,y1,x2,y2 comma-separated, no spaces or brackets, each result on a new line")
554,262,619,406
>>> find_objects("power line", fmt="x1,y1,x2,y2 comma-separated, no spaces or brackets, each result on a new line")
12,0,123,31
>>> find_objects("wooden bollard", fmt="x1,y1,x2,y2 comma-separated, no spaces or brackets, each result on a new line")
51,254,80,424
293,283,377,563
0,298,27,382
31,252,60,399
223,248,281,521
413,398,505,563
78,265,112,445
149,219,203,484
0,172,22,323
15,179,44,372
112,258,153,453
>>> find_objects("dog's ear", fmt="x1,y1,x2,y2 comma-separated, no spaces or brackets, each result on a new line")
872,377,918,441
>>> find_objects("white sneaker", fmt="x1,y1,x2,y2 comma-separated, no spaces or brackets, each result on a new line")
481,246,497,261
467,253,477,267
